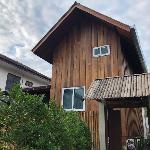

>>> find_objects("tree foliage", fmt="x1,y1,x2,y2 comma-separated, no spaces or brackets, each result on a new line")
0,85,91,150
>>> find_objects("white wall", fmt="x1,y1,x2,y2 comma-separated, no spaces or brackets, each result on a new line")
0,60,50,91
0,64,8,90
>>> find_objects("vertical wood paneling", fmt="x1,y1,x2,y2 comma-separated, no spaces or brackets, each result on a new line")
66,33,71,87
97,24,104,79
50,54,57,100
91,22,98,81
79,111,100,150
85,22,93,111
50,19,129,110
50,18,144,149
79,22,85,86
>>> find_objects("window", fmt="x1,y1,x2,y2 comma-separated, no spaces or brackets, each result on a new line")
93,45,110,57
25,81,33,87
5,73,21,91
62,86,85,111
93,47,101,57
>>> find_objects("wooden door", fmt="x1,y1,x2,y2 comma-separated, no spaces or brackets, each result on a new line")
107,109,122,150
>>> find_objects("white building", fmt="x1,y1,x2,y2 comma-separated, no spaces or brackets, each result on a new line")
0,53,50,91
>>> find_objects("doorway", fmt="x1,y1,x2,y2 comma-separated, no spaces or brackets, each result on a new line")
106,108,122,150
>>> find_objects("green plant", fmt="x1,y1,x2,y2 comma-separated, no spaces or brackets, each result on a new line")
0,84,91,150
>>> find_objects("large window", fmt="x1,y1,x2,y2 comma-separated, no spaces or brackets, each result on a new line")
62,86,85,111
5,73,21,91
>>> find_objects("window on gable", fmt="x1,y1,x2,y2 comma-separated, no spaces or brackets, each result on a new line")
101,45,110,56
62,86,85,111
93,45,110,57
93,47,101,57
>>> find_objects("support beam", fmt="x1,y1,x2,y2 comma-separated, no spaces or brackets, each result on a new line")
99,102,106,150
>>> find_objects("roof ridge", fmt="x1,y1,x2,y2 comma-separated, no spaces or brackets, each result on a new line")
76,3,130,30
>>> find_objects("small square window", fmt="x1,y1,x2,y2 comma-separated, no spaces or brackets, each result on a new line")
62,86,85,111
100,45,110,56
93,47,101,57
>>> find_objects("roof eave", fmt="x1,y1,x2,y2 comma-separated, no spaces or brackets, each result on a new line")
0,54,51,81
130,27,147,73
32,2,79,54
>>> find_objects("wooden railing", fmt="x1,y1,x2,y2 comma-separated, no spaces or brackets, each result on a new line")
79,111,100,150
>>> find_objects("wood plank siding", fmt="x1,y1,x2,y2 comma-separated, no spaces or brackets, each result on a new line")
50,15,144,148
50,18,131,111
79,111,100,150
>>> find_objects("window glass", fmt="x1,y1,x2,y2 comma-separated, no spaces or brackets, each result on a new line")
101,46,109,55
5,73,21,91
74,87,84,109
63,89,73,109
94,47,101,55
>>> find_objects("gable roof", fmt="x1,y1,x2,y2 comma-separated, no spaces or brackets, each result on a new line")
0,53,50,81
32,2,147,72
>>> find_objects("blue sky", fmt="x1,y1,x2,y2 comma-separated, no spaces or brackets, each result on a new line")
0,0,150,77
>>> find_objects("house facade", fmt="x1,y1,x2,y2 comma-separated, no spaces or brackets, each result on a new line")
32,2,149,150
0,53,50,91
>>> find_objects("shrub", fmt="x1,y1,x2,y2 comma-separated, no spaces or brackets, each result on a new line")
0,85,91,150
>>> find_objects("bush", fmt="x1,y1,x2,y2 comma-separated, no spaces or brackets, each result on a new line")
0,85,91,150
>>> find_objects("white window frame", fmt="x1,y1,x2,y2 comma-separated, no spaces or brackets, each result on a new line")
93,46,101,57
62,86,85,111
100,45,110,56
93,45,110,57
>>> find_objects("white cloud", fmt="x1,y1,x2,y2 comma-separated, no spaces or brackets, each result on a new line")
0,0,52,77
0,0,150,78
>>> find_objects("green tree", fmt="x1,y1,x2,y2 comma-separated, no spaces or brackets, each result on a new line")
0,85,91,150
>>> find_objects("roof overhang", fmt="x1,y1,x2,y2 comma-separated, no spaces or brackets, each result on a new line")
86,73,150,108
0,53,51,81
130,28,147,72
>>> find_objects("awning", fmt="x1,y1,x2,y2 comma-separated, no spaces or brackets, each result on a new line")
86,73,150,108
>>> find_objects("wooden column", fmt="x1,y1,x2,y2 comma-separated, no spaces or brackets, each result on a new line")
99,102,106,150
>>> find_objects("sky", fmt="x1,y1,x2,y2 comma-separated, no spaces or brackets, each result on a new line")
0,0,150,77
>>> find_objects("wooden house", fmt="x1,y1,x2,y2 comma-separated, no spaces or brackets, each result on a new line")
32,2,149,149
